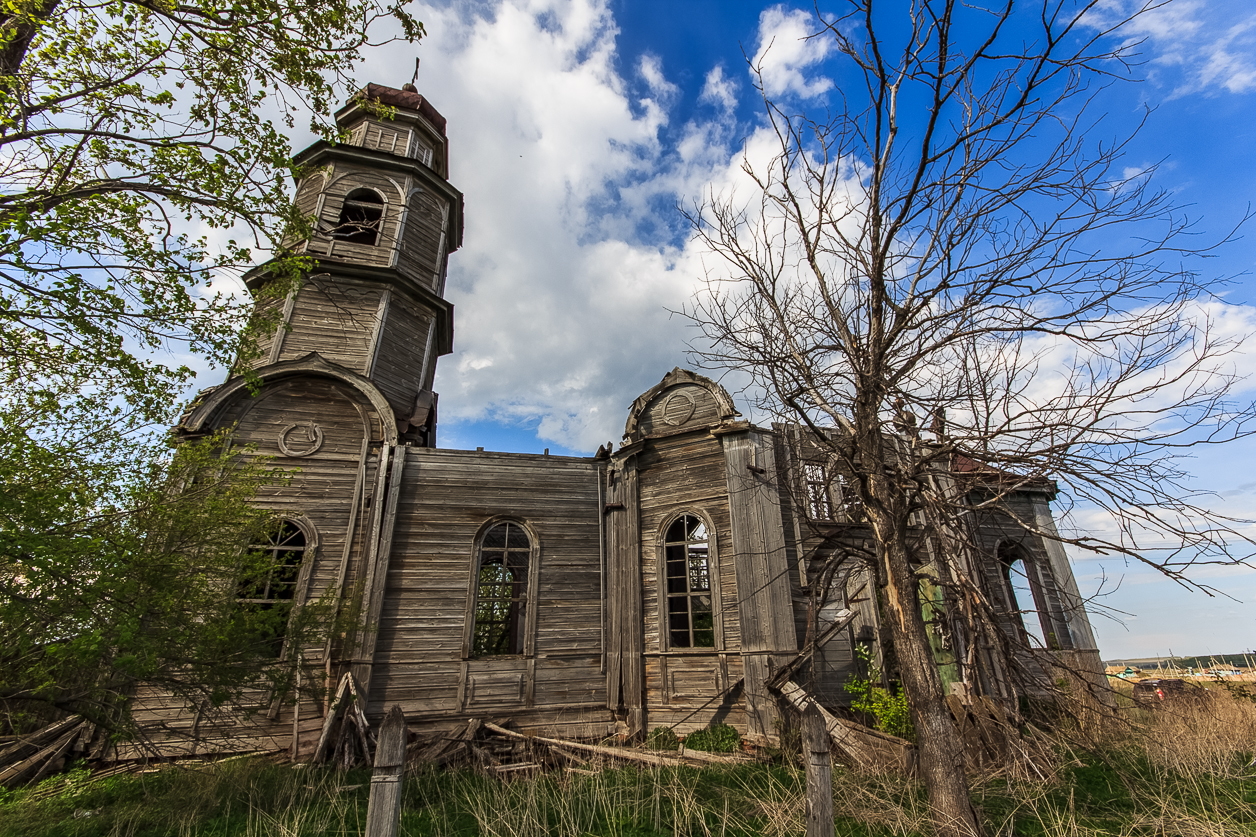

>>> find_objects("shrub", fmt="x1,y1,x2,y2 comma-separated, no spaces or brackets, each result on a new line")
846,645,915,742
684,723,741,753
646,725,680,750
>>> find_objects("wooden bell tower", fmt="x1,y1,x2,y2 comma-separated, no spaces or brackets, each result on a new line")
243,83,463,446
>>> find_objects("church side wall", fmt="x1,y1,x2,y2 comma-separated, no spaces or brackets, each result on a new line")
367,448,613,739
123,378,388,759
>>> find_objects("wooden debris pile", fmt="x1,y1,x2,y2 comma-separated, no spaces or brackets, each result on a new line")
312,672,376,769
775,680,918,775
776,678,1053,780
0,715,94,788
944,694,1052,779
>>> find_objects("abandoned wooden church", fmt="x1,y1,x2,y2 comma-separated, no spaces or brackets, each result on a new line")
132,84,1105,758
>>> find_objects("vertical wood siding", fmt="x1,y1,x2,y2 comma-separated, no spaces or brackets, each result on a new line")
370,294,434,412
396,191,447,292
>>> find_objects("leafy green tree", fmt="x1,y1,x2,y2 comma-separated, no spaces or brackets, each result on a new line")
0,395,333,736
0,0,422,736
0,0,423,410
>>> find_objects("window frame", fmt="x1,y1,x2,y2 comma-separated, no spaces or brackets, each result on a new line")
462,518,541,660
236,516,318,660
996,541,1072,651
801,459,865,524
656,510,723,653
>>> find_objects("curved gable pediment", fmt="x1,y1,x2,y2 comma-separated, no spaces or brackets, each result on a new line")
623,368,739,442
178,352,399,446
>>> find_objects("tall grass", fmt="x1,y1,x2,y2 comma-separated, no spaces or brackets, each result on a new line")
2,688,1253,836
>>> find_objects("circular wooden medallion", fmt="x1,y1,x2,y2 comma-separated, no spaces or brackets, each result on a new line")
661,390,697,426
278,422,324,457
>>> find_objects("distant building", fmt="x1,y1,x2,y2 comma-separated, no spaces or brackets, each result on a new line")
127,84,1105,757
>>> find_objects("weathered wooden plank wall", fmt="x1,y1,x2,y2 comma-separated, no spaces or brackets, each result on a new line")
605,459,644,735
633,411,746,736
367,448,611,733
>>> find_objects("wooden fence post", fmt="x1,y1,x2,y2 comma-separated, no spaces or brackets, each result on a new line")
365,705,407,837
803,703,834,837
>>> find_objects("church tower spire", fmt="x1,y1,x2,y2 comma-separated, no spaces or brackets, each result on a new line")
242,82,463,446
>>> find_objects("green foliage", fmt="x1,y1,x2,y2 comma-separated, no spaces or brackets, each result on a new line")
0,0,417,741
846,645,916,742
0,424,335,735
646,725,680,751
0,0,423,411
0,759,808,837
683,722,741,753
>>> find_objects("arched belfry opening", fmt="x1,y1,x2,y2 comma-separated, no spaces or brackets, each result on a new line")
332,188,385,245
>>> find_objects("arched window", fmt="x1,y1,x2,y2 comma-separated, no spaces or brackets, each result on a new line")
998,543,1051,649
471,522,530,657
664,514,715,648
332,188,385,245
238,520,307,657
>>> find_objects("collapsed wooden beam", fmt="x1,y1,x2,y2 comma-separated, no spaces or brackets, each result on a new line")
775,680,916,775
311,672,373,766
482,722,744,769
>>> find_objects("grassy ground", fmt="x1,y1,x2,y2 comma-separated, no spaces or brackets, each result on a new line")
2,686,1254,837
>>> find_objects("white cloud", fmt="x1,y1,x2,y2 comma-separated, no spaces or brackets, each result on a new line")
699,65,738,112
347,0,761,452
1091,0,1256,98
750,6,834,100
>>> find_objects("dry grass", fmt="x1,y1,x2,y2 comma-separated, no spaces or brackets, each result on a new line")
2,692,1254,836
1136,686,1256,775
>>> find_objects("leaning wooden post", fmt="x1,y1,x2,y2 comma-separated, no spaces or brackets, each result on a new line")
803,703,835,837
365,705,407,837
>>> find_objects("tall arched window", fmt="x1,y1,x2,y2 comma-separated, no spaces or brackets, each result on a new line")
664,514,715,648
471,522,530,657
238,520,307,657
332,188,384,245
998,544,1049,648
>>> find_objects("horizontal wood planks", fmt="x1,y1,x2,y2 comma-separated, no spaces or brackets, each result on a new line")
123,680,327,760
368,448,606,720
634,384,724,440
636,431,740,655
632,428,748,731
277,279,384,374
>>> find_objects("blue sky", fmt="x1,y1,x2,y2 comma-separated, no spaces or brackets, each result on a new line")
333,0,1256,660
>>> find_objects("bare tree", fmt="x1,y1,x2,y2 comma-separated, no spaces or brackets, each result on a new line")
685,1,1254,834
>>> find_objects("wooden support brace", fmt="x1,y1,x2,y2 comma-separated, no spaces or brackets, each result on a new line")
483,723,728,769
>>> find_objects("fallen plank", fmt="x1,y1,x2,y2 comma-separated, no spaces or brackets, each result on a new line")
312,675,354,764
483,723,696,769
0,716,84,769
675,745,753,765
0,728,79,787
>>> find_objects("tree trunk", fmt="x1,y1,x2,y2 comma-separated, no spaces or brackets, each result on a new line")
1,0,60,76
880,528,978,836
861,415,978,837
